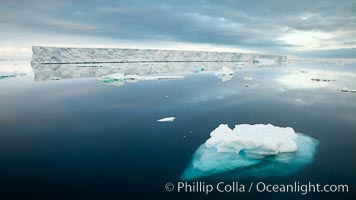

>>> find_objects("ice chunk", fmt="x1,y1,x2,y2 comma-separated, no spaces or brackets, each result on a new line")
341,87,356,93
206,124,297,155
97,73,184,86
0,72,17,79
96,73,125,86
181,124,318,180
214,67,234,82
215,67,234,76
192,66,205,73
253,58,276,65
275,69,337,90
137,75,184,81
311,78,335,82
244,83,259,87
50,77,61,80
157,117,175,122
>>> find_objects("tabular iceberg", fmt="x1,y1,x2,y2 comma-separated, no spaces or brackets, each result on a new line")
181,124,319,180
31,46,287,82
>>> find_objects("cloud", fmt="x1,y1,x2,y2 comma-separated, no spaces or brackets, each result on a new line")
0,0,355,58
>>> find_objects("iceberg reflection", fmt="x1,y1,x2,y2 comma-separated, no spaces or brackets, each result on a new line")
31,62,244,82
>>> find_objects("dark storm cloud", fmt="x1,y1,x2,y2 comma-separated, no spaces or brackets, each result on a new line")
1,0,356,58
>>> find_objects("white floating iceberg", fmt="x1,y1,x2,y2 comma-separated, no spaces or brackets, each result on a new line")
181,124,318,180
341,87,356,93
157,117,175,122
192,66,205,73
214,67,234,82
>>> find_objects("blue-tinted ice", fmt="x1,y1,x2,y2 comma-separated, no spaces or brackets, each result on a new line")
181,124,319,180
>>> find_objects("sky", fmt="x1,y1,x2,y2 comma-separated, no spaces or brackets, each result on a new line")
0,0,356,58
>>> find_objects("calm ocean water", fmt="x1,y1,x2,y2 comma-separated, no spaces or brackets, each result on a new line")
0,60,355,199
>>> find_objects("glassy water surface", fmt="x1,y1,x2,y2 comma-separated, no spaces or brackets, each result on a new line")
0,59,355,199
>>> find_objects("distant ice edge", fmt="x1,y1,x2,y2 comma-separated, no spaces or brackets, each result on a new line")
31,46,287,64
180,124,319,180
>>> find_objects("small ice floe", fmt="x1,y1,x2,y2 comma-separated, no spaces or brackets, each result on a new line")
141,75,184,81
335,61,350,67
215,67,234,76
97,73,184,86
96,73,125,86
311,78,335,82
50,77,60,80
0,71,27,80
341,87,356,93
214,67,234,82
192,66,205,73
244,83,259,87
244,76,253,80
252,58,276,66
180,124,319,180
157,117,175,122
0,72,18,80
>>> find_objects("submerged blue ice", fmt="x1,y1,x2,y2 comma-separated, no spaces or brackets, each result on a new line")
180,124,319,180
